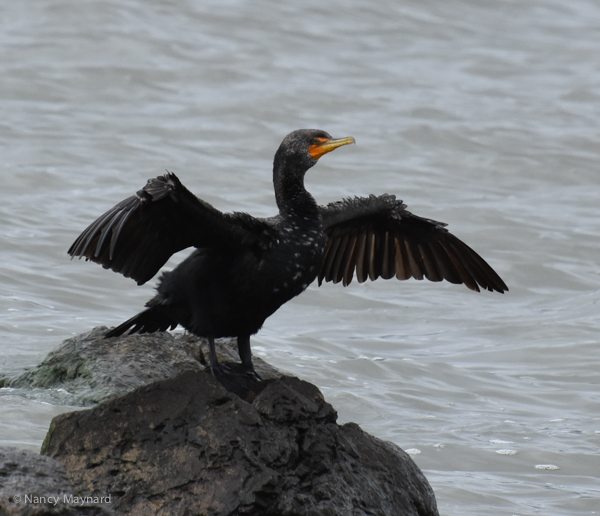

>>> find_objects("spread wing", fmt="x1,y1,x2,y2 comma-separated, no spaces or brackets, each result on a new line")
68,172,275,285
318,194,508,293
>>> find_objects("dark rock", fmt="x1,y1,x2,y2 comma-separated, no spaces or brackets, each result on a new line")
3,328,438,515
0,446,112,516
1,327,279,405
43,369,439,516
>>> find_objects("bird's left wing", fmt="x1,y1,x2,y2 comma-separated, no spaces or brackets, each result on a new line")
68,172,275,285
318,194,508,293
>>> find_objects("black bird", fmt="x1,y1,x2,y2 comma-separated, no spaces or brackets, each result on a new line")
68,129,507,380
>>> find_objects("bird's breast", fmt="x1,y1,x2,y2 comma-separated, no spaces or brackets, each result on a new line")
265,224,326,297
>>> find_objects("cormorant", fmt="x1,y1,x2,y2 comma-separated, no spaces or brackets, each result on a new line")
68,129,507,380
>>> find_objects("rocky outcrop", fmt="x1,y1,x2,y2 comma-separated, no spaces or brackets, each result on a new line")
43,369,437,516
1,327,278,405
4,329,438,516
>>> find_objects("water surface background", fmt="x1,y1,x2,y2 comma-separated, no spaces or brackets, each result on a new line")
1,1,600,514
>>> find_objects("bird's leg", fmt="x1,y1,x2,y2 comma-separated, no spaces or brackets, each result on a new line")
238,335,261,381
207,335,224,377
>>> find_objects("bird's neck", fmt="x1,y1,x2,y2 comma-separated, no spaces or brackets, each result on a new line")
273,163,320,220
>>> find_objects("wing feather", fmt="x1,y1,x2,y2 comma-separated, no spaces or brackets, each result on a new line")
394,238,411,281
342,234,358,286
355,232,368,284
418,242,442,282
321,235,342,283
404,238,424,280
367,231,378,281
426,239,463,285
331,234,350,283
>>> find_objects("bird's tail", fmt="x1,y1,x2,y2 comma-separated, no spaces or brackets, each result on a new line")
104,307,178,338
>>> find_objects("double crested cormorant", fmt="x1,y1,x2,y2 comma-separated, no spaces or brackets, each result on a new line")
69,129,507,380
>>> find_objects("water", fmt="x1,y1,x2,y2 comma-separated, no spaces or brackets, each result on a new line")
1,0,599,514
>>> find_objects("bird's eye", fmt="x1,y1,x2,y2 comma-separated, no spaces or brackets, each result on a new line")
313,137,329,144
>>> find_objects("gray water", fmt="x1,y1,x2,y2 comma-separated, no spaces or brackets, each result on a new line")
1,0,599,514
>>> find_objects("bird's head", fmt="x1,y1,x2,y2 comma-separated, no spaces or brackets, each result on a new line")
274,129,355,176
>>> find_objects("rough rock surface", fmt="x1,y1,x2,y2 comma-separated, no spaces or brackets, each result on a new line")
0,446,112,515
43,369,439,516
1,327,278,405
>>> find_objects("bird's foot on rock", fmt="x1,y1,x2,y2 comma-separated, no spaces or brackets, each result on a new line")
242,365,262,382
209,361,263,399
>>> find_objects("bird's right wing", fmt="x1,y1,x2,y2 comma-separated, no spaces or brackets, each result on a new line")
68,172,275,285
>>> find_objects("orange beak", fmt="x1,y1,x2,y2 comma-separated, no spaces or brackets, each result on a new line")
308,136,355,160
